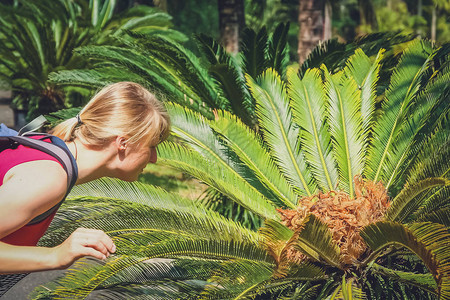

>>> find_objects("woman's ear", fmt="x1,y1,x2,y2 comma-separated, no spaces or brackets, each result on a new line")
115,136,128,151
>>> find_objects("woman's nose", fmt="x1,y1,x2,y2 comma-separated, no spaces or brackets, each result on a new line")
149,147,157,163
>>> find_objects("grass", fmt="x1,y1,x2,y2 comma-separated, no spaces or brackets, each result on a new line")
138,163,207,200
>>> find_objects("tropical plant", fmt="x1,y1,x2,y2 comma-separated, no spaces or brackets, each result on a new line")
0,0,184,119
32,39,450,299
48,22,291,126
48,28,417,229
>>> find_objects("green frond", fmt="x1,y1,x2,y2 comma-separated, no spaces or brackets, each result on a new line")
194,33,255,125
368,40,434,184
123,33,223,109
330,277,366,300
161,103,279,219
48,68,136,89
247,69,316,196
260,219,293,247
406,130,450,184
194,33,229,66
41,183,263,248
299,38,347,77
267,22,290,79
344,48,384,140
158,142,279,220
33,258,212,299
208,64,255,127
33,258,208,299
164,102,227,159
417,207,450,228
231,277,324,300
288,67,338,191
370,263,437,294
324,66,364,197
240,26,268,79
46,107,81,127
284,262,327,280
360,221,450,298
68,177,198,209
292,214,342,269
210,110,297,208
413,186,450,220
202,260,274,299
32,255,146,299
385,177,450,222
384,73,450,193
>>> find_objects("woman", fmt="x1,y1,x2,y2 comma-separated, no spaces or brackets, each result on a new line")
0,82,171,274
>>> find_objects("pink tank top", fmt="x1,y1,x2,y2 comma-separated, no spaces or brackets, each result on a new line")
0,136,62,246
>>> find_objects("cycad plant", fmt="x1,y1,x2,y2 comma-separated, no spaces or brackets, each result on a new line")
47,27,418,228
48,22,292,125
0,0,183,118
32,39,450,299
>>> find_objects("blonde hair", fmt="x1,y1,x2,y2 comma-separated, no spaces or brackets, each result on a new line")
51,82,171,147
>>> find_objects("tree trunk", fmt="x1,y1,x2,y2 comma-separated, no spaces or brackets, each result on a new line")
218,0,245,54
323,0,332,40
298,0,324,64
154,0,167,12
431,4,436,41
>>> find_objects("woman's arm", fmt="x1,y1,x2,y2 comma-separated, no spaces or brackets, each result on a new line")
0,160,115,274
0,228,115,273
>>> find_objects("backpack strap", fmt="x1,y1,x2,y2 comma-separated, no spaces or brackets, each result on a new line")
18,115,47,136
0,134,78,225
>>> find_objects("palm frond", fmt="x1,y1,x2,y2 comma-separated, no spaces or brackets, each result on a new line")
368,40,434,184
158,142,279,220
160,103,279,219
298,39,347,78
123,33,223,110
417,207,450,228
267,22,290,79
385,177,450,223
288,67,338,191
360,221,450,299
292,214,342,269
201,260,274,299
240,26,268,79
259,219,293,266
210,110,297,208
195,33,255,126
384,66,450,192
324,66,364,197
344,48,383,140
406,129,450,185
247,69,316,196
329,277,366,300
370,263,437,294
413,187,450,220
68,177,202,211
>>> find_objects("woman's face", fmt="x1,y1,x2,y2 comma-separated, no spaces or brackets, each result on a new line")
116,140,158,182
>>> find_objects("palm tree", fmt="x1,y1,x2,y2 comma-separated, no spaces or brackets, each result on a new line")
0,0,184,119
32,40,450,299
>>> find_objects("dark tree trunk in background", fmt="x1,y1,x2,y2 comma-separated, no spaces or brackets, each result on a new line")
218,0,245,54
298,0,325,64
358,0,378,32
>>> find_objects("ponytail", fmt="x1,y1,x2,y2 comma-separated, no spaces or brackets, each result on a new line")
51,116,80,142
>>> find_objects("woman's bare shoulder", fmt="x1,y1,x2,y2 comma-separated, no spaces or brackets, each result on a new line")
0,160,68,237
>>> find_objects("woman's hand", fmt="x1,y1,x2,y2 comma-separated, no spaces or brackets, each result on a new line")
50,228,116,269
